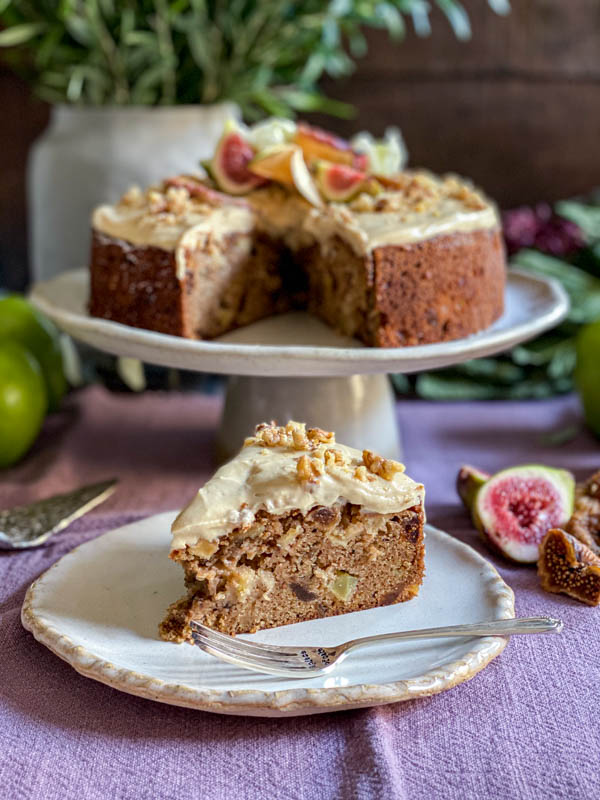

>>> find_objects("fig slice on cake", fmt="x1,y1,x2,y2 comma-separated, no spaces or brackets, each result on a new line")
457,464,575,563
294,123,367,170
315,162,369,202
210,129,267,195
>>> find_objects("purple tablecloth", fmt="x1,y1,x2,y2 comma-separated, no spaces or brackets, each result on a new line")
1,386,599,799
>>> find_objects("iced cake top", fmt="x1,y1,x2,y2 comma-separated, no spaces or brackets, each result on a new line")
92,118,499,259
170,421,425,551
92,178,254,259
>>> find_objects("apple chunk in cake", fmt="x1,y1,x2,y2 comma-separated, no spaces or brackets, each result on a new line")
160,421,425,641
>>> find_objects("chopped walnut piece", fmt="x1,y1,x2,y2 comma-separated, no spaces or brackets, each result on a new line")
348,170,489,216
121,185,144,207
297,454,324,483
324,448,347,468
165,186,190,215
362,449,405,480
538,528,600,606
286,421,309,450
354,465,368,482
244,421,287,448
244,421,334,452
306,426,335,446
148,189,167,214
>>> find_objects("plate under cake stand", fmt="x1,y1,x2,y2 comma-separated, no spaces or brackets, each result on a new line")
31,268,569,459
21,513,515,717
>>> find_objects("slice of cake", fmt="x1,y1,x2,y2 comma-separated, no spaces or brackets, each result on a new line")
90,119,505,348
160,421,425,641
89,179,294,339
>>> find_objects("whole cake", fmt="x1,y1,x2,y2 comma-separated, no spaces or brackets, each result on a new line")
160,421,425,640
90,120,505,347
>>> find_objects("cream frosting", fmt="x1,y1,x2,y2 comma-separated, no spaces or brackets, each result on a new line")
92,185,255,280
247,171,499,256
303,195,498,255
170,427,424,551
92,170,499,269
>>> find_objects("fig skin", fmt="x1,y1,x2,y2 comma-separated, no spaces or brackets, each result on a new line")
456,465,491,512
315,161,367,202
211,131,266,195
471,464,575,564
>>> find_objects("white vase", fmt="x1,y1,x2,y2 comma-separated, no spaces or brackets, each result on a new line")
27,102,240,282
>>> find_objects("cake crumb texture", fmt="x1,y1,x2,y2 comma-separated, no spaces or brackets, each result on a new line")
160,502,425,640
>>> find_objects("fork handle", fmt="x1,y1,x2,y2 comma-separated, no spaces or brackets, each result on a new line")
343,617,563,654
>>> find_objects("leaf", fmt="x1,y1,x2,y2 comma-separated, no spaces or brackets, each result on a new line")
415,373,501,401
411,4,431,36
435,0,471,40
373,4,406,39
279,88,354,117
512,250,600,324
390,373,411,394
538,423,581,447
0,21,45,46
556,200,600,241
0,0,508,110
486,0,511,15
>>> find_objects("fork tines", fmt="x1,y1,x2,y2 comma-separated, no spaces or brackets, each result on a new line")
189,621,314,672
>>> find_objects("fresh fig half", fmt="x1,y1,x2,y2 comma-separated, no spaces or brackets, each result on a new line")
315,161,368,202
210,130,266,195
456,465,491,512
473,465,575,563
294,123,367,170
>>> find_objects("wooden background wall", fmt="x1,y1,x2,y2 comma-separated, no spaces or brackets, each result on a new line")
1,0,599,290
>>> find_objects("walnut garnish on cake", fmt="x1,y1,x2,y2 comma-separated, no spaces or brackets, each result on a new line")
159,420,425,641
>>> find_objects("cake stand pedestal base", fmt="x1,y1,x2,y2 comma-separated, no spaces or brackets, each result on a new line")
216,373,401,463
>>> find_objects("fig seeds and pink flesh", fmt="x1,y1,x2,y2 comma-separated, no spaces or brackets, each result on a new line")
474,466,575,563
316,162,368,202
212,133,267,195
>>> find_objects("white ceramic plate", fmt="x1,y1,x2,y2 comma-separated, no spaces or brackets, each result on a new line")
30,268,568,377
22,513,515,717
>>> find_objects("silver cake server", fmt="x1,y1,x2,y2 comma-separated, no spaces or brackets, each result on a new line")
0,479,117,550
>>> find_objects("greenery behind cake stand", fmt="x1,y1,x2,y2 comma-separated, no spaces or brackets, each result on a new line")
0,0,508,117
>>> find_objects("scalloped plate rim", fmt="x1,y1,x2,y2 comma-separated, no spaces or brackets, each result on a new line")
21,518,515,717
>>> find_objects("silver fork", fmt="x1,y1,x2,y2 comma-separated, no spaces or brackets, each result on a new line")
190,616,563,678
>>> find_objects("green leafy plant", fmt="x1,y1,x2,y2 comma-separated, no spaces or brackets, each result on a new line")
0,0,508,116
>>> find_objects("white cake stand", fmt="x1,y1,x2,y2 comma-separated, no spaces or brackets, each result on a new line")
31,268,569,460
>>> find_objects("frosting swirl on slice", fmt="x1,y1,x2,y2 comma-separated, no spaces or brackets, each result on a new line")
170,422,425,551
